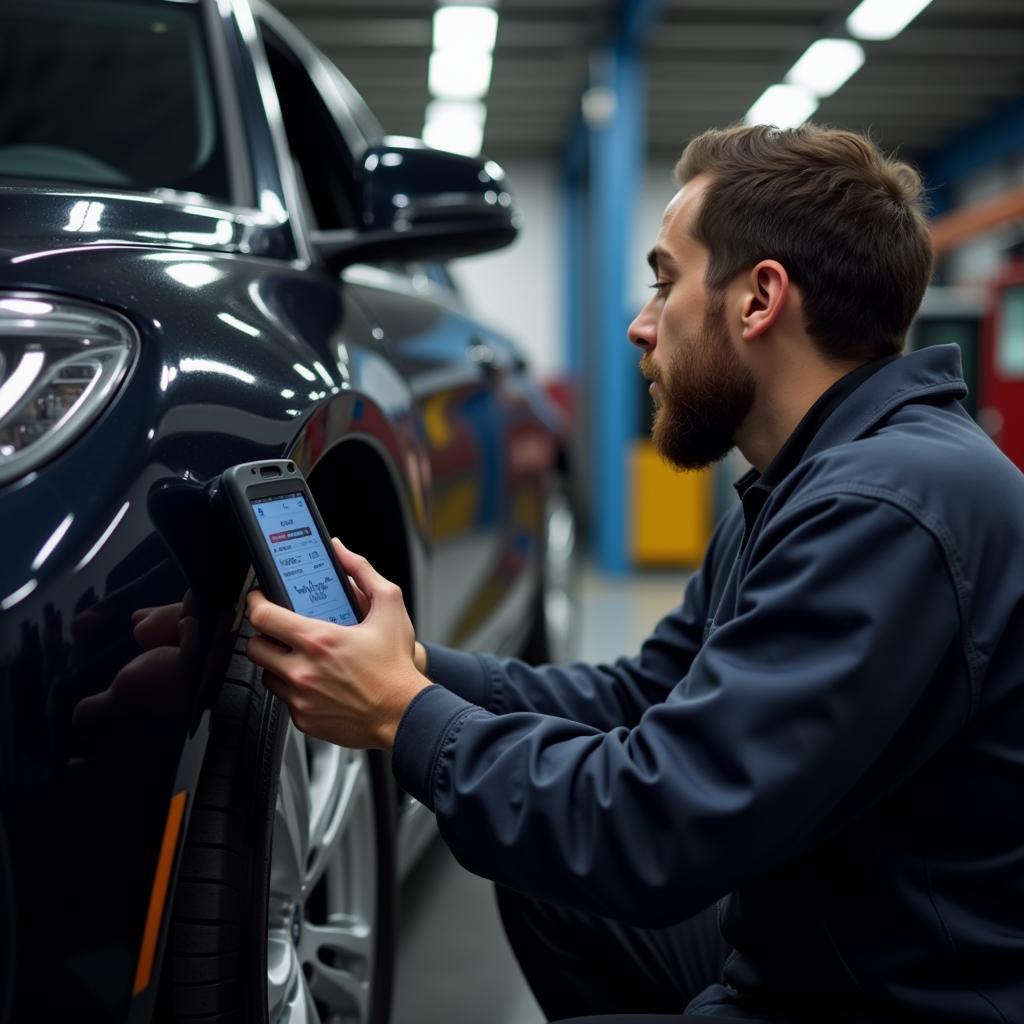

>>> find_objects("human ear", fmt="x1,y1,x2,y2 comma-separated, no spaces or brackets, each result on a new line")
740,260,789,341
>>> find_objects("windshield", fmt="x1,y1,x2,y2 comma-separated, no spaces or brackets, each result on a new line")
0,0,230,201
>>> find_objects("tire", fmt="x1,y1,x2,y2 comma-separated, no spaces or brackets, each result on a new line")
0,812,13,1024
522,475,580,666
164,622,395,1024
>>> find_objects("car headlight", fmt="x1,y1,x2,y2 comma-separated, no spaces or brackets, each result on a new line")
0,294,138,486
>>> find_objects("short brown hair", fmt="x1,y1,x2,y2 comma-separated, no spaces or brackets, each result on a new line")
676,123,933,362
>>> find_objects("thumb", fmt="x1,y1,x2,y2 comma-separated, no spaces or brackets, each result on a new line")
331,540,369,617
331,539,395,601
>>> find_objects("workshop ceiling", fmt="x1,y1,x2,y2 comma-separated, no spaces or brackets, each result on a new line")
270,0,1024,167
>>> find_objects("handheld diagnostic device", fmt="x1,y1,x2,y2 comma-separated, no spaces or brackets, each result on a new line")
220,460,361,626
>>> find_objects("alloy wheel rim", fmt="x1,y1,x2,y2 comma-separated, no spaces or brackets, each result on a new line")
543,487,578,664
267,723,377,1024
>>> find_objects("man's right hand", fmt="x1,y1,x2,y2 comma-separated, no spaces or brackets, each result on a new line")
340,540,428,676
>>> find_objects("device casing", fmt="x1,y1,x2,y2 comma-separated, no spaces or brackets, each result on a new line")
219,459,362,620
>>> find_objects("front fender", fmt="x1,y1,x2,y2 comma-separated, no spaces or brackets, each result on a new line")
0,246,431,1021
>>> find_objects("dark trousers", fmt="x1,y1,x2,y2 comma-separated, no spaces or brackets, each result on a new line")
494,885,748,1024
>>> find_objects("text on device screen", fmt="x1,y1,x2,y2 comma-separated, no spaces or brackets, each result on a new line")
251,492,358,625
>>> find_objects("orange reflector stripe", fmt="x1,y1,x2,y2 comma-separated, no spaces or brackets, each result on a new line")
133,790,187,996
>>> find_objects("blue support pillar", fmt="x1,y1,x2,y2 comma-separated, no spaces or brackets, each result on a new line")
588,0,662,574
560,0,662,574
589,46,637,573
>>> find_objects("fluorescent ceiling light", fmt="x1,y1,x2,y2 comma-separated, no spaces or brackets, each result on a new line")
785,38,865,97
425,100,486,128
423,120,484,158
433,6,499,54
744,84,819,129
423,99,486,157
429,50,493,100
846,0,933,40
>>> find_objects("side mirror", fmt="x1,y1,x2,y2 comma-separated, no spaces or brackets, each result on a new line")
312,138,519,269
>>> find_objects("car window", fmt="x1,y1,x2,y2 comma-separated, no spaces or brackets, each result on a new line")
0,0,230,200
260,22,357,232
318,55,383,149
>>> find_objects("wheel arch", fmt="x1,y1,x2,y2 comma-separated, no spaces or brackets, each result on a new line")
305,434,421,630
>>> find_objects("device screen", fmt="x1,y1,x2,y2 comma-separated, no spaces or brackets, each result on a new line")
251,491,358,625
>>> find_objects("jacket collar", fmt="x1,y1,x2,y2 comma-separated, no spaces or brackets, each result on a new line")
732,344,967,544
802,343,967,460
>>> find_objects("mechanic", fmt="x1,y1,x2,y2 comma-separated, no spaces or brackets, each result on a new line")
244,123,1024,1024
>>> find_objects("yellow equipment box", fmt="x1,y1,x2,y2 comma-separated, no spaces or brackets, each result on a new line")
630,439,713,568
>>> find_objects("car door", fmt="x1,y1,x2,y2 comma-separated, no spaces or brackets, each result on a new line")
339,266,512,648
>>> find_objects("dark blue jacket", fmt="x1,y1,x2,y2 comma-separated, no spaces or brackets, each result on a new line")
392,345,1024,1023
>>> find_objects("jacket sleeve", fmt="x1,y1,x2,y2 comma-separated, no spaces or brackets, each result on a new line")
391,490,963,926
419,509,740,731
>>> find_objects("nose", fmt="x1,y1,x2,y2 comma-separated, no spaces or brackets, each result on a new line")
627,300,657,352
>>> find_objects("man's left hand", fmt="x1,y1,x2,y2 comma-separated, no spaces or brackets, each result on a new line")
245,540,431,750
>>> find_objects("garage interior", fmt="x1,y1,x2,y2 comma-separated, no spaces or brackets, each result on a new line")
2,0,1024,1022
260,0,1024,1020
275,0,1024,570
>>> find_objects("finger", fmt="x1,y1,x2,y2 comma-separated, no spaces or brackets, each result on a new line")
331,541,370,615
348,576,370,617
178,615,202,670
246,632,297,678
331,539,399,602
132,602,184,649
131,607,154,626
246,590,312,648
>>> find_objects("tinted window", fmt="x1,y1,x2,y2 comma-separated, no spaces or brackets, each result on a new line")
0,0,229,200
261,23,357,231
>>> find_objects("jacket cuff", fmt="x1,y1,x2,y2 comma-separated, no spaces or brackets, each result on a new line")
423,643,494,708
392,684,477,810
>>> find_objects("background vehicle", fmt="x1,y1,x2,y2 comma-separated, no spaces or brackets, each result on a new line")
979,260,1024,468
906,285,984,420
0,1,576,1021
906,267,1024,471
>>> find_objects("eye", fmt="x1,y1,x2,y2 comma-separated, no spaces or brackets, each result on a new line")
649,281,671,298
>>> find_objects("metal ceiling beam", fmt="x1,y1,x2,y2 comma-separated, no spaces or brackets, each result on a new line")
648,23,817,49
294,19,429,46
879,28,1024,57
619,0,664,46
300,17,596,49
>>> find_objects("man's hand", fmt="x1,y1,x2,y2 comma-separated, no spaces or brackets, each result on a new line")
245,540,431,750
414,640,428,675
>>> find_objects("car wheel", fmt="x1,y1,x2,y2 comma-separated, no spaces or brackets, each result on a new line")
522,476,579,665
0,812,13,1024
165,627,395,1024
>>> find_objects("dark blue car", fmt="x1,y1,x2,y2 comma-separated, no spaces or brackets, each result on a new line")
0,2,577,1021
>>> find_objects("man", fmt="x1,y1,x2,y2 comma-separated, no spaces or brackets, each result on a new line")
245,124,1024,1023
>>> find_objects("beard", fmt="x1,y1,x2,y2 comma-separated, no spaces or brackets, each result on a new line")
640,297,755,470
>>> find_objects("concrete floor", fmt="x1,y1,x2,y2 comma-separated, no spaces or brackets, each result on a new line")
393,565,692,1024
